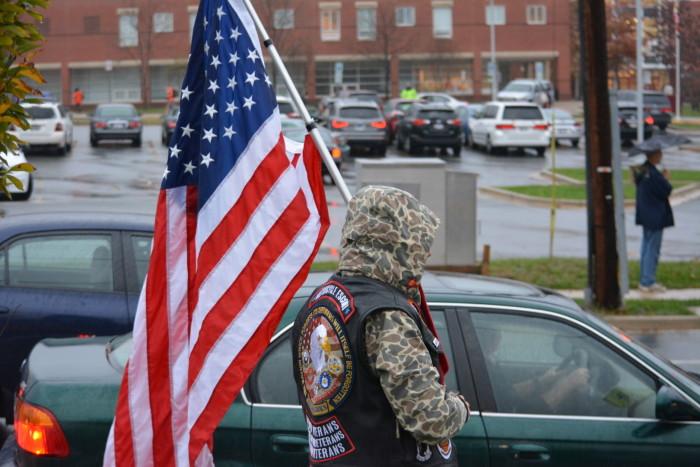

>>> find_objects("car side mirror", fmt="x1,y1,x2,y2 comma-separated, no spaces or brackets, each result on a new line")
656,385,700,421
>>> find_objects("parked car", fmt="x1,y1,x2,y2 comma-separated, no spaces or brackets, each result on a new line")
395,103,463,156
455,104,484,147
542,108,582,147
12,271,700,466
325,99,388,156
0,150,33,201
160,105,179,146
619,106,654,146
0,212,153,420
416,92,465,109
383,98,416,143
277,95,300,118
497,79,555,106
617,91,673,131
469,102,550,156
12,102,73,155
89,104,142,147
282,124,348,183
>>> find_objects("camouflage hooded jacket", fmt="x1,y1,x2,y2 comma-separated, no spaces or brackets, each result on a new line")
337,186,468,444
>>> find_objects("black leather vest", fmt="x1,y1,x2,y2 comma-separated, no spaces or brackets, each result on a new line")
292,274,458,467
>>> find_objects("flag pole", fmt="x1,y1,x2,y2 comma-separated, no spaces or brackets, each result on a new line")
240,0,352,203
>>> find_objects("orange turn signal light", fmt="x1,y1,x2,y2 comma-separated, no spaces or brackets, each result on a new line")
15,398,70,457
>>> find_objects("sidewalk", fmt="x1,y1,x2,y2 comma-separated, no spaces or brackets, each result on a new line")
559,288,700,302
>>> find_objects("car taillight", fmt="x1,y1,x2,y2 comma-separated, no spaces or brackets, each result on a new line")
94,121,107,129
645,116,654,125
495,124,515,130
370,120,386,129
331,119,349,129
331,147,342,159
574,122,581,127
15,398,70,457
167,121,176,129
447,119,461,126
129,120,141,129
412,118,428,126
533,124,549,130
54,122,64,132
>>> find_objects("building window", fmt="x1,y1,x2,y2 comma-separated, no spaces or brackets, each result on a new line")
485,5,506,25
357,7,377,41
118,9,139,47
526,5,547,25
320,5,341,41
273,9,295,29
83,16,100,34
153,12,174,33
188,6,197,38
395,6,416,27
399,59,474,95
433,6,453,39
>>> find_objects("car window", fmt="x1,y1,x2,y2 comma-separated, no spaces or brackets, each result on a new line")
25,106,57,119
97,106,136,118
483,105,499,119
504,83,534,93
253,310,458,405
8,234,114,292
338,107,380,119
278,102,295,114
418,110,456,119
503,106,544,120
58,105,67,118
0,249,5,285
396,102,413,113
471,312,658,419
644,94,671,106
130,235,152,288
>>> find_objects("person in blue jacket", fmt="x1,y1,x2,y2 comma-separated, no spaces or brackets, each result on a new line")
634,146,674,293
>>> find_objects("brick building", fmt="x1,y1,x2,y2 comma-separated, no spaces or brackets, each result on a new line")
34,0,573,105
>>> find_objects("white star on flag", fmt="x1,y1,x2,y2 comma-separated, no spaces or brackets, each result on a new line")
211,55,221,69
162,167,169,179
243,95,255,110
229,51,240,66
202,127,217,143
245,71,259,86
204,103,218,118
214,30,223,43
264,74,272,87
200,153,214,167
181,123,194,138
230,26,241,40
203,16,208,28
169,145,181,158
208,79,220,93
181,86,193,100
183,160,196,174
216,5,226,19
223,125,236,138
247,48,260,63
225,101,238,115
204,41,210,55
227,77,237,90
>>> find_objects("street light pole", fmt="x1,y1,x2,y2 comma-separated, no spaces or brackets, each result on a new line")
489,0,498,98
636,0,644,143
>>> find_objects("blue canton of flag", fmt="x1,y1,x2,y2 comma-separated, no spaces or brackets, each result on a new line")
164,0,277,207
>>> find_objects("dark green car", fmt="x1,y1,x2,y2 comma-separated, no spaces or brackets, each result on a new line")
11,272,700,466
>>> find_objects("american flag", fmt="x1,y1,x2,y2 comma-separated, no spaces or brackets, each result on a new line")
103,0,330,465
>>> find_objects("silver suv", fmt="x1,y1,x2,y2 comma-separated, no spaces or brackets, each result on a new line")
325,99,388,156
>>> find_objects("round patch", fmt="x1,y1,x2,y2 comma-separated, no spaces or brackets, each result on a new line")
297,305,354,416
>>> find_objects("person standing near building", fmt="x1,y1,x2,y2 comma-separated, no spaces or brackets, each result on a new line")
292,186,469,466
71,87,84,111
634,144,674,293
166,84,176,105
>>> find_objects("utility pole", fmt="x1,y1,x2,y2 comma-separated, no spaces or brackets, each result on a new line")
489,0,498,98
636,0,644,143
675,0,681,119
579,0,621,309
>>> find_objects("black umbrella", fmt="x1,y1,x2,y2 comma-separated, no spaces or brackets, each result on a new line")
627,132,692,156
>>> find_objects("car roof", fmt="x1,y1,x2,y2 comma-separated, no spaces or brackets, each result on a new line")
335,99,380,109
414,103,455,111
0,211,153,243
22,101,60,108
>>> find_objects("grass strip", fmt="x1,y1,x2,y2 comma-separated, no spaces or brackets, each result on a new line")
576,298,700,316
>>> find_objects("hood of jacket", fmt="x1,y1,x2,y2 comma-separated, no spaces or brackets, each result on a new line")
337,185,440,301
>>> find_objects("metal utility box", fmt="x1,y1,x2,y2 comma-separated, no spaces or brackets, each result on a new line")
355,158,478,266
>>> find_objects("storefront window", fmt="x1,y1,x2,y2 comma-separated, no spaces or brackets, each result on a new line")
399,59,473,95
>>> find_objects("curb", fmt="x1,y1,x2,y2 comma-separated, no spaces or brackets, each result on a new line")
601,315,700,332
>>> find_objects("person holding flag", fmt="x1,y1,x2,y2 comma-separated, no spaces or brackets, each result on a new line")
292,186,470,466
103,0,330,465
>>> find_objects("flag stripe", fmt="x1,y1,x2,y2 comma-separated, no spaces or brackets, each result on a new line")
188,190,309,384
195,136,288,285
113,371,135,467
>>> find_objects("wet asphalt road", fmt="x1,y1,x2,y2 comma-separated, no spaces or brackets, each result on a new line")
631,330,700,375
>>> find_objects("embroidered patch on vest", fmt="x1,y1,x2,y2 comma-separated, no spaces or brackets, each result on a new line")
416,443,433,462
306,415,356,463
298,304,354,416
437,439,453,460
310,281,356,322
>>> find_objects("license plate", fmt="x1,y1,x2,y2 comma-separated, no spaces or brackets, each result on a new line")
30,125,41,131
433,123,445,130
110,122,127,129
517,125,529,131
355,124,366,131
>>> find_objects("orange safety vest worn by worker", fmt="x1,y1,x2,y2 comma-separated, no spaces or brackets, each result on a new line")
166,86,176,103
72,90,84,106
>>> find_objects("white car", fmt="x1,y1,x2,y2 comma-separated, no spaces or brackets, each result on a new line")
542,108,582,147
277,96,300,118
468,102,550,156
14,102,74,154
1,150,33,200
497,79,555,106
416,92,465,109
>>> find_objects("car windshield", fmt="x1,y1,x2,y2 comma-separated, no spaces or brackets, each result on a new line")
97,106,137,118
503,106,543,120
396,102,414,112
504,83,534,93
418,109,456,119
339,107,380,119
25,106,57,119
543,109,573,121
644,94,671,106
278,101,295,114
108,335,133,369
350,94,377,102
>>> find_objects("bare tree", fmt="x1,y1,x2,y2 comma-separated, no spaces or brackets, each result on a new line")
121,0,155,106
606,1,636,89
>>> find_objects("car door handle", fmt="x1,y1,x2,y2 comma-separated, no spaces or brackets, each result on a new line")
270,434,309,454
0,307,9,314
512,443,551,462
